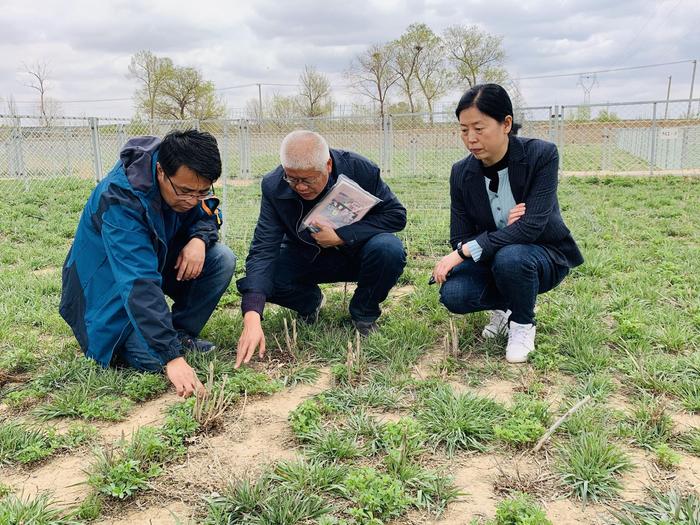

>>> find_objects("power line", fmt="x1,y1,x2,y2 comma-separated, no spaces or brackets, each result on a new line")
620,0,684,62
517,59,695,81
11,81,301,104
13,96,132,104
9,60,696,104
216,82,298,91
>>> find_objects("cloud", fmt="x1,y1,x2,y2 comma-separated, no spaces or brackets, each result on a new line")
0,0,697,115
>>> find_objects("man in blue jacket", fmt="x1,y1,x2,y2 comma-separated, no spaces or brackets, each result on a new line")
235,130,407,368
60,130,236,397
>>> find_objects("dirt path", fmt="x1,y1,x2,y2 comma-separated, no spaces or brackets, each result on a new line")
0,393,182,508
94,369,332,524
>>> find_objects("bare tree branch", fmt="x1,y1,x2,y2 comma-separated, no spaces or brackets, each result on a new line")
298,65,333,117
345,43,400,120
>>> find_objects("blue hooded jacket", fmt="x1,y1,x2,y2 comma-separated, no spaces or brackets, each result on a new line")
59,136,222,367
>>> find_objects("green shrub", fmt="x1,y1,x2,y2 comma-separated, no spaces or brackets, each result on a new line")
487,492,552,525
556,432,632,503
342,467,412,524
0,492,79,525
123,372,168,401
415,383,506,455
610,489,700,525
289,398,328,438
654,443,681,470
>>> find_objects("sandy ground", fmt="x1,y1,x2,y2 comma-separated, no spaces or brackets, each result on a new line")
2,343,698,524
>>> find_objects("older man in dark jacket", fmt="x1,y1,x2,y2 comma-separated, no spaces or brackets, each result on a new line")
235,130,407,367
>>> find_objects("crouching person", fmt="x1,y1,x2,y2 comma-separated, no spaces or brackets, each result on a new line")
433,84,583,363
60,130,236,397
235,130,407,368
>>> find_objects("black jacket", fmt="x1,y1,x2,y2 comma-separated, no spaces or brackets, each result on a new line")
450,135,583,268
237,149,407,304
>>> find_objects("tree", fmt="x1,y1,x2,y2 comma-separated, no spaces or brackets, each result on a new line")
155,66,226,120
245,97,263,120
391,25,424,113
4,95,18,117
411,25,451,117
24,61,61,125
596,109,620,122
443,25,507,88
298,66,333,117
128,50,174,120
268,93,300,121
346,43,400,120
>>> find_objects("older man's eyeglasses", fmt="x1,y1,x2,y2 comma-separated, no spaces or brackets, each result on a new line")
166,175,214,200
282,173,323,186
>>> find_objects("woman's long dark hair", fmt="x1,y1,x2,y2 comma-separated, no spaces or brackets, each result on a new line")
455,84,521,136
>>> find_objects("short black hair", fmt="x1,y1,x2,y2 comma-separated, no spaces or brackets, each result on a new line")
455,83,521,136
158,129,222,182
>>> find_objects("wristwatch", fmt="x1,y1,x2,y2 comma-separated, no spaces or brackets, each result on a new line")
456,241,468,260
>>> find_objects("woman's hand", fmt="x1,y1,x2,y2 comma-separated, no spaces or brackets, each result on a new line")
507,203,526,226
432,250,464,284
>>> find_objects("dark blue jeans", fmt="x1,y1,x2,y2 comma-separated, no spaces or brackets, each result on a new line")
115,241,236,371
439,244,569,325
267,233,406,323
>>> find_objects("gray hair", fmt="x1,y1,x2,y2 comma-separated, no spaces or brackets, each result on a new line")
279,130,330,172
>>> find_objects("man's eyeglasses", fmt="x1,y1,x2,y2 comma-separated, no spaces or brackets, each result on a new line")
166,175,214,200
282,173,323,187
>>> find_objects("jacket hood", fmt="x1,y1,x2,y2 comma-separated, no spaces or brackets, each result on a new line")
119,136,161,194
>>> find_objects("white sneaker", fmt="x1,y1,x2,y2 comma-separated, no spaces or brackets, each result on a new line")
481,309,511,339
505,321,536,363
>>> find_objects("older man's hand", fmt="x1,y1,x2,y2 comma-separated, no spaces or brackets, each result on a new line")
310,221,344,248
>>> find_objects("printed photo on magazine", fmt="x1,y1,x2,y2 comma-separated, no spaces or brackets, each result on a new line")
300,174,381,233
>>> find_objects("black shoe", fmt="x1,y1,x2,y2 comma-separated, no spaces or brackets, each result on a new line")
352,319,379,337
298,292,326,325
178,331,216,353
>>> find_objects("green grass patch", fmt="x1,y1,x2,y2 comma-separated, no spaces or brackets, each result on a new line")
556,431,633,503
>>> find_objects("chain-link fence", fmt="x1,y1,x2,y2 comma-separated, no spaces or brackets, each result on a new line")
1,98,699,256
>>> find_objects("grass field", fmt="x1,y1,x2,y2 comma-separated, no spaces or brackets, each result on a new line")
0,175,699,524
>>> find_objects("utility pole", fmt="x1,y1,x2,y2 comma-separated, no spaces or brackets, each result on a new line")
576,74,598,120
664,75,672,119
257,83,263,120
688,59,697,117
577,74,598,105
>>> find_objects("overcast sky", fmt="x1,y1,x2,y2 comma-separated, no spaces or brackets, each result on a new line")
2,0,698,118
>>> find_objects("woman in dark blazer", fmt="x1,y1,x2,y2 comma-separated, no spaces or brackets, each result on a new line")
432,84,583,363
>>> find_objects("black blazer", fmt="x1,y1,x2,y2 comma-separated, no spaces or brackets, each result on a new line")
449,135,583,268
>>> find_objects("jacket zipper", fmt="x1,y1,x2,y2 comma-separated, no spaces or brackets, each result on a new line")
296,200,321,262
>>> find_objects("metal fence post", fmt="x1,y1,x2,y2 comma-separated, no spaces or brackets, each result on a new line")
220,119,229,243
117,123,127,150
64,124,73,178
548,105,555,142
555,105,564,174
382,114,392,176
238,119,250,179
650,102,657,176
12,116,27,191
89,117,104,183
409,136,417,175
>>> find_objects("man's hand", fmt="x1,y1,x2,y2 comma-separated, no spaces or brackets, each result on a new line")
507,203,526,226
236,311,266,368
175,237,206,281
165,356,205,398
432,250,464,284
310,221,344,248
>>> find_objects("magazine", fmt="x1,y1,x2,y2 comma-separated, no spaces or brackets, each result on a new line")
299,174,381,233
